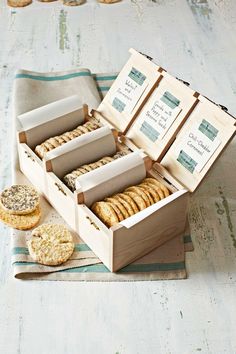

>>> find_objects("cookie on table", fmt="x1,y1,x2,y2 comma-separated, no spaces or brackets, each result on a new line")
98,0,121,3
0,205,41,230
62,0,85,5
27,224,75,266
92,201,119,228
7,0,32,7
0,185,40,215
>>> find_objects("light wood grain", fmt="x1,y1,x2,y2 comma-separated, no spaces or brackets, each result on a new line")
1,1,236,353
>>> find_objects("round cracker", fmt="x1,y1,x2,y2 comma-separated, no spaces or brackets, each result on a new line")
115,193,139,214
104,200,125,222
0,205,41,230
126,186,151,207
92,201,119,228
62,0,85,4
112,194,135,217
105,197,129,219
143,178,170,197
0,185,40,215
139,183,160,203
98,0,121,4
43,141,55,151
123,191,146,211
77,125,89,134
35,145,47,159
7,0,32,7
81,164,93,172
28,223,74,266
48,137,60,148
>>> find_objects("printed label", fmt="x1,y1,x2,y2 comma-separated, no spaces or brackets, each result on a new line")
110,67,148,115
137,91,181,142
175,119,221,173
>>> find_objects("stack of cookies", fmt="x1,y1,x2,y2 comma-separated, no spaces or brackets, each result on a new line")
63,149,130,192
0,185,41,230
35,117,102,159
92,178,170,228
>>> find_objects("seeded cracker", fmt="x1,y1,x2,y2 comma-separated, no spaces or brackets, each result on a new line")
0,185,40,215
0,205,41,230
28,224,75,266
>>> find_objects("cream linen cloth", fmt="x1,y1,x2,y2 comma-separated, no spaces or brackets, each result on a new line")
11,68,193,281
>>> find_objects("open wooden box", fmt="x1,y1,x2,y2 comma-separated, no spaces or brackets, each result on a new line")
17,49,236,272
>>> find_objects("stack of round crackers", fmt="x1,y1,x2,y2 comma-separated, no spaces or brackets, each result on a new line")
63,149,130,192
0,185,41,230
35,117,102,159
92,178,170,228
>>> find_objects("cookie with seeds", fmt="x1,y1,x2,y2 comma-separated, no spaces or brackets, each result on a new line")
144,183,165,200
7,0,32,7
0,185,40,215
126,186,151,207
63,0,85,5
115,193,139,214
35,145,47,159
92,201,119,228
0,205,41,230
123,191,146,211
138,183,160,203
112,194,135,217
143,178,170,198
43,141,55,151
105,197,129,219
104,200,125,222
82,164,93,172
27,224,74,266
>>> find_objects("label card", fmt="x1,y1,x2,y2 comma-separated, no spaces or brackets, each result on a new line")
110,67,148,115
137,91,181,142
175,119,221,173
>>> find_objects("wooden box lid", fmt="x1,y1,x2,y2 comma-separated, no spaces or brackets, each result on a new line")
161,95,236,192
97,49,236,192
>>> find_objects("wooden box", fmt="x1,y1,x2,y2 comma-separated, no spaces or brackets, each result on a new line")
17,49,236,272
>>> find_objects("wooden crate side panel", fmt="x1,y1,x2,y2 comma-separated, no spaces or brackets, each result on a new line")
76,205,112,270
112,192,189,272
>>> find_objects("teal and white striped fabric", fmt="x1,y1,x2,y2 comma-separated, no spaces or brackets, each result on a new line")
12,68,193,281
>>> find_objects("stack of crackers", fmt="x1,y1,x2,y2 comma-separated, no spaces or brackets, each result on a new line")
63,149,130,191
8,0,121,9
92,178,170,228
0,185,41,230
35,116,102,159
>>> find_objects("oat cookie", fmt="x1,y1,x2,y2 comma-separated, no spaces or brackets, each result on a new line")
28,224,75,266
123,191,146,211
144,178,170,198
98,0,121,3
63,0,85,5
115,193,139,214
0,205,41,230
92,201,119,228
105,197,129,219
112,194,135,217
7,0,32,7
126,186,151,207
139,183,160,203
0,185,40,215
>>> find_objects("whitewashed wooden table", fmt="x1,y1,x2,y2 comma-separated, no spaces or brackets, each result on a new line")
1,1,236,353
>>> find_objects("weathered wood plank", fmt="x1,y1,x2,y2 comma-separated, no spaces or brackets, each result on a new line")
0,1,236,353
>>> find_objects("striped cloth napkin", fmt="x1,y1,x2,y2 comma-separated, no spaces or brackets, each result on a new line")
12,68,193,281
